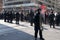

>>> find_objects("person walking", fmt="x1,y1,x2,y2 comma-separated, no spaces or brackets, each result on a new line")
34,8,44,40
6,11,10,22
10,11,13,23
49,11,55,28
20,12,24,21
29,9,34,26
15,12,20,24
4,11,7,22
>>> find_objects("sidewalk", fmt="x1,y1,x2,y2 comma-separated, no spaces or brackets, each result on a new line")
0,20,60,40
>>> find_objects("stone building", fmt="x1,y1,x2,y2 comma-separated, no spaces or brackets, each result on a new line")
0,0,3,12
3,0,60,12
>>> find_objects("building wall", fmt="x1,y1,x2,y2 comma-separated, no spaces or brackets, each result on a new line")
37,0,60,11
3,0,60,11
3,0,38,11
0,0,3,12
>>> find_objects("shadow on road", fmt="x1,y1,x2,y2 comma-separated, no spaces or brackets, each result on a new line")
0,24,40,40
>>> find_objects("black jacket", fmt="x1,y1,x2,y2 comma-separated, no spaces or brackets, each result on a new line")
34,12,43,30
49,13,55,22
15,12,20,21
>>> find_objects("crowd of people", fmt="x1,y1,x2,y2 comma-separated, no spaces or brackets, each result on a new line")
45,10,60,28
0,9,60,27
0,8,60,40
3,10,34,25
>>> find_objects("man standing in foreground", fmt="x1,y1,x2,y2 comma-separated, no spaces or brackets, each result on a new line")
34,8,44,40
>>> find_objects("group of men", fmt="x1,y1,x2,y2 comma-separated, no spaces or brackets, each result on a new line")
4,11,13,23
55,12,60,26
4,11,20,24
45,11,60,28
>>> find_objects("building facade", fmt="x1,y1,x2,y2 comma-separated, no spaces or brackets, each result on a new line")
37,0,60,11
3,0,60,12
3,0,38,11
0,0,3,12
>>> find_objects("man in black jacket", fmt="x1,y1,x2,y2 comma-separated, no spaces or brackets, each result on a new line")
49,11,55,28
29,9,34,26
10,11,13,23
20,12,24,21
15,12,20,24
34,9,44,40
4,11,7,22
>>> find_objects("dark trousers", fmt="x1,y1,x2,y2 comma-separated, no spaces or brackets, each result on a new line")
10,19,13,23
7,18,10,22
35,29,43,39
50,22,55,28
30,19,33,26
16,20,19,24
4,18,6,22
30,22,33,26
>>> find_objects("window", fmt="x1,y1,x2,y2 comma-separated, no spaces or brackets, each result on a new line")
5,1,31,6
5,0,13,2
48,0,51,3
38,2,42,5
48,5,51,7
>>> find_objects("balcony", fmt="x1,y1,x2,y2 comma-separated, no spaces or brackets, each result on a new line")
4,0,31,3
3,3,38,8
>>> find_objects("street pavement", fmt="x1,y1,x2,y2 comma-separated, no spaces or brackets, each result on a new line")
0,20,60,40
